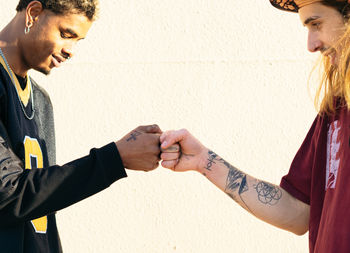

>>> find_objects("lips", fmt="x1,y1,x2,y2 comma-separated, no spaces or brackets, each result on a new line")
51,54,65,68
327,52,336,65
322,48,337,65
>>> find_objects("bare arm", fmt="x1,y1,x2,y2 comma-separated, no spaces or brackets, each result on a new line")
160,129,309,235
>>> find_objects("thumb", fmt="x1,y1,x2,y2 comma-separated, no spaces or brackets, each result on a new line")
161,129,188,149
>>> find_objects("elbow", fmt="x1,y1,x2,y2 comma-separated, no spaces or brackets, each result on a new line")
281,215,309,236
292,228,308,236
289,223,309,236
286,199,310,236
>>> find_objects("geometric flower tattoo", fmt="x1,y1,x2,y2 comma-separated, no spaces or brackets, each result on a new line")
254,181,282,205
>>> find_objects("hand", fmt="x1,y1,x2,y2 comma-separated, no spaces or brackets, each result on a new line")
160,143,181,167
160,129,208,172
116,125,162,172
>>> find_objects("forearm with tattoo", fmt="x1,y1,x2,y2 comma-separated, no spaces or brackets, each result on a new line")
204,150,282,213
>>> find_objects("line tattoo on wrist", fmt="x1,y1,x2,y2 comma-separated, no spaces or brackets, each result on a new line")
254,181,282,205
205,150,252,212
205,150,248,194
205,150,249,194
127,131,142,142
205,150,218,171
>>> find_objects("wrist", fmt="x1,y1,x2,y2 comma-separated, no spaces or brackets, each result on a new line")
195,148,210,174
115,140,129,168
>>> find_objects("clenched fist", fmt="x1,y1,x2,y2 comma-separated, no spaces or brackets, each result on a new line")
160,129,207,172
116,125,162,172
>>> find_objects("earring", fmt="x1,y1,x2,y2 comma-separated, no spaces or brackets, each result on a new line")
24,22,33,35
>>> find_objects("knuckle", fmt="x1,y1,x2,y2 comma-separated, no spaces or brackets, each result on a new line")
135,126,142,132
180,128,189,135
137,125,147,131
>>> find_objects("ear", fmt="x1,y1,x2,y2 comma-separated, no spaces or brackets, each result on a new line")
25,1,44,25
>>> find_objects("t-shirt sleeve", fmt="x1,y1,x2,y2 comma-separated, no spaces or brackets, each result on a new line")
280,116,324,205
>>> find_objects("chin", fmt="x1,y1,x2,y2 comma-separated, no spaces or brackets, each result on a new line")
35,66,51,76
330,57,338,67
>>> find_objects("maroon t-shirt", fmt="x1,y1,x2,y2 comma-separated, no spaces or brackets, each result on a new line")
281,105,350,253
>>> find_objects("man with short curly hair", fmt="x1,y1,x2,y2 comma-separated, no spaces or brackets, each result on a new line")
16,0,99,20
0,1,164,252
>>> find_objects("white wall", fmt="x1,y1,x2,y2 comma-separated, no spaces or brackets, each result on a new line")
1,1,318,252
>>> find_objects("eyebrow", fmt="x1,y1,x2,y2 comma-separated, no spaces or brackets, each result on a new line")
303,16,321,26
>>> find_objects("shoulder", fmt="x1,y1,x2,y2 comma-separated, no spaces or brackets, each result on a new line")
29,77,53,107
30,77,50,99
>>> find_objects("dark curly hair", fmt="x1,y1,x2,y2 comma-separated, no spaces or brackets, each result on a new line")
16,0,99,20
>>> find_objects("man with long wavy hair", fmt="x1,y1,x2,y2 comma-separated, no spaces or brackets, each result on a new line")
0,1,165,252
161,1,350,252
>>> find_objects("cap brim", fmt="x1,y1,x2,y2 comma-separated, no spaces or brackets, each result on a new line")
269,1,299,13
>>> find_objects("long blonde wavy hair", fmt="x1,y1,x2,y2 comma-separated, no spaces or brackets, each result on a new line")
315,2,350,115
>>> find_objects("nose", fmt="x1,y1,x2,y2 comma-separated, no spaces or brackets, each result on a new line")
62,47,73,60
307,31,322,53
62,41,77,60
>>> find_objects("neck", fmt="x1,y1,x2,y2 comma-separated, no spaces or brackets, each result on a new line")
0,13,29,77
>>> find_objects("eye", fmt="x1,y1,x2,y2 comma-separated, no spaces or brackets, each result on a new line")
60,32,68,39
311,22,321,30
60,31,72,39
